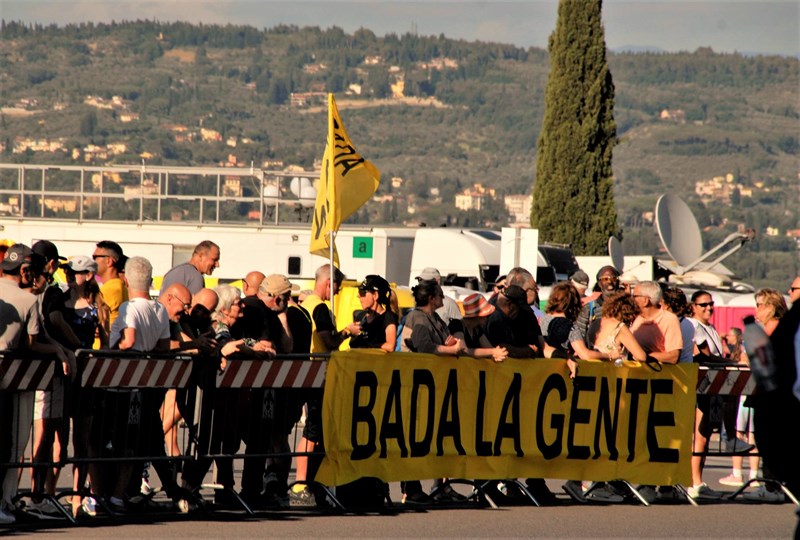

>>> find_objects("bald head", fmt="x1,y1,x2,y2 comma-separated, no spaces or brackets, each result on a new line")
243,271,265,297
192,288,219,313
160,283,192,319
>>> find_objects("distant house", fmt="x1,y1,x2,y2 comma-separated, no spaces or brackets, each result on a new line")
659,109,686,122
504,194,532,224
454,183,496,211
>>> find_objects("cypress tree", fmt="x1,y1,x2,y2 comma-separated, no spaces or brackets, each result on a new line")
531,0,618,255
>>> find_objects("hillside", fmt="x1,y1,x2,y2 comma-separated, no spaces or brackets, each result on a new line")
0,20,798,287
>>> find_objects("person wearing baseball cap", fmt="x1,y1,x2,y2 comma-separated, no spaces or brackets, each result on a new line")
346,274,397,352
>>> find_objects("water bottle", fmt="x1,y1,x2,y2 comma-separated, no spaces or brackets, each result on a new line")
742,315,777,392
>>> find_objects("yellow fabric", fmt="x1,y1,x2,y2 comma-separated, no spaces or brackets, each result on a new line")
317,351,697,487
310,93,380,265
300,292,329,354
100,277,128,328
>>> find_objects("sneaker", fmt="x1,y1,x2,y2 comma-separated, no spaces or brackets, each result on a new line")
402,490,433,504
656,486,678,502
524,478,559,506
80,497,97,517
637,485,658,504
431,484,467,503
562,480,587,503
719,474,745,487
289,487,316,507
107,496,127,514
725,438,755,454
687,483,722,501
141,477,155,496
743,485,785,503
586,484,624,503
27,499,64,520
0,506,16,525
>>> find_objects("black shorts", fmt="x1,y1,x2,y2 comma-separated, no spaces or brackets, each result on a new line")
302,390,324,443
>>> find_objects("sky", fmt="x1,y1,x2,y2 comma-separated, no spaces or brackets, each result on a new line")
2,1,798,57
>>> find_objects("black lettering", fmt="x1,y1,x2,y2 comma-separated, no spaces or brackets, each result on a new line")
567,375,595,459
474,371,492,456
536,374,567,460
625,378,648,462
409,369,435,457
593,377,622,460
379,370,408,458
313,199,328,241
493,373,523,457
436,369,466,456
647,379,679,463
350,371,378,460
358,241,367,254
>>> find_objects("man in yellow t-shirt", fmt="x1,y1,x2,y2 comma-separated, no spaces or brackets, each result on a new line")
92,241,128,335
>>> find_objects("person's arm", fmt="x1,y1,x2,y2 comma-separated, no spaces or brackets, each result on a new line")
571,339,606,360
650,348,680,364
381,323,397,353
47,310,82,349
277,311,293,353
117,327,137,350
27,334,75,379
617,326,647,362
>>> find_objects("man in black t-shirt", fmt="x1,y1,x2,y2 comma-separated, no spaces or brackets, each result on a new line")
485,285,543,359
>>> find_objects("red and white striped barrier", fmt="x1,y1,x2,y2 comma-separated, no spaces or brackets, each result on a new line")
216,359,326,389
0,357,54,391
696,366,755,396
81,356,193,388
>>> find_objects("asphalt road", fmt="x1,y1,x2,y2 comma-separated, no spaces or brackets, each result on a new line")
5,463,798,539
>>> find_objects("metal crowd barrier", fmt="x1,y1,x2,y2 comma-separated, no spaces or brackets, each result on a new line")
1,354,798,528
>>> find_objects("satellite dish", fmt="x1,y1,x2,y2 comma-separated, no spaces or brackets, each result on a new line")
608,236,624,273
262,183,280,205
655,194,703,268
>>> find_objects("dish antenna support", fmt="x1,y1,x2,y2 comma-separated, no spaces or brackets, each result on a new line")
655,194,754,275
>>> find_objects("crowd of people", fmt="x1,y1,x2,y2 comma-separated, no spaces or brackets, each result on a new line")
0,238,798,524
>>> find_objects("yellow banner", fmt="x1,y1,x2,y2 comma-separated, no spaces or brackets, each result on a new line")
309,94,381,264
317,351,697,487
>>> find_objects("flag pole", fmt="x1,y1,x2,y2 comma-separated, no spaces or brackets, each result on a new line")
327,94,336,326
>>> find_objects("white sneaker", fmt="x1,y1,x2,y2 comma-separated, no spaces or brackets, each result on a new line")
141,477,155,496
743,485,785,503
81,497,98,517
0,506,15,525
27,499,64,520
687,483,721,500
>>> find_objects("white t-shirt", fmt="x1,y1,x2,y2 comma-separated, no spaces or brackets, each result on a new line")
690,318,724,356
109,297,170,351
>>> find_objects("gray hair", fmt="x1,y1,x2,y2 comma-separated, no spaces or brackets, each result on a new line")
213,284,241,322
635,281,662,305
124,256,153,292
507,267,534,288
315,263,344,284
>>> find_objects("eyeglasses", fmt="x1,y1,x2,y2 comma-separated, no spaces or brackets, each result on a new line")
694,301,715,308
599,276,620,282
170,293,191,311
789,287,800,293
524,286,538,293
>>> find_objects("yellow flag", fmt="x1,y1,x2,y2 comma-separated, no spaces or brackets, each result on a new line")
310,94,380,265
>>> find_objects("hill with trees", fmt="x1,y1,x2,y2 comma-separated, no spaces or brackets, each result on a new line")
0,20,797,287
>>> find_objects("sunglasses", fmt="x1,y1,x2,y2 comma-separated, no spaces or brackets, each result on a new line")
358,287,375,297
694,301,715,308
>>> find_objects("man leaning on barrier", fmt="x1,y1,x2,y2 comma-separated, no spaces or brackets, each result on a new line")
98,256,171,513
0,245,74,525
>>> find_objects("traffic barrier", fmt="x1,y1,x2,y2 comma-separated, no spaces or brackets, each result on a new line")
2,353,797,528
